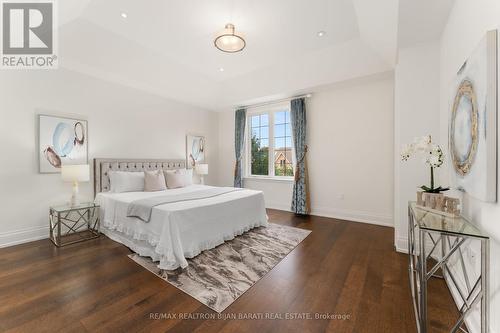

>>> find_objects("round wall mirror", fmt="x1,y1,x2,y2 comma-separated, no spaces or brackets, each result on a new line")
450,79,479,176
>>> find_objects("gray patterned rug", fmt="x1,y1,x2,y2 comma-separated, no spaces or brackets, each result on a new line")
129,223,311,312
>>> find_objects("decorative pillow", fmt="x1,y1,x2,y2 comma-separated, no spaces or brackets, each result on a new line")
164,169,193,189
109,171,144,193
144,170,167,192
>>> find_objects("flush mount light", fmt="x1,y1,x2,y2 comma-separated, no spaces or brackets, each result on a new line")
317,30,326,37
219,67,225,72
121,12,127,19
214,23,246,53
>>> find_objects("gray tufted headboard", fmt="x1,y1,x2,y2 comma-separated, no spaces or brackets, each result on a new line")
93,158,186,195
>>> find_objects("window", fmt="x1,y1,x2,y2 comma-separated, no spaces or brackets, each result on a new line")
273,110,293,176
250,114,269,175
247,105,294,178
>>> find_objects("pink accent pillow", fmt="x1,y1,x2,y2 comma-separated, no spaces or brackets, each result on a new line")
144,170,167,192
165,169,193,189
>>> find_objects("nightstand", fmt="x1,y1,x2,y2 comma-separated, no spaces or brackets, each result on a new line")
49,202,100,247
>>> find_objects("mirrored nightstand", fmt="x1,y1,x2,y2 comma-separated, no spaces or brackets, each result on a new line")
49,202,100,247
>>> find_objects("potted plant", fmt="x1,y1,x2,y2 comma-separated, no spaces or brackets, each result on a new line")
401,135,449,193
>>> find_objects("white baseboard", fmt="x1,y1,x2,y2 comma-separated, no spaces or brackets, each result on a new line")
265,201,292,212
311,206,393,227
0,226,49,248
395,237,409,253
265,202,393,228
395,236,444,254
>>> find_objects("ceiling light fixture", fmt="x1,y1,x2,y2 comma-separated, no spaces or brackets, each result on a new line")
219,67,225,72
317,30,326,37
214,23,246,53
121,12,127,19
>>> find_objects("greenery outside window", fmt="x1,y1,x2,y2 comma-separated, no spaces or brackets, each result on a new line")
246,103,294,179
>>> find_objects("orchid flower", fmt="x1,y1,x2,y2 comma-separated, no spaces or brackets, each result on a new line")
401,136,448,193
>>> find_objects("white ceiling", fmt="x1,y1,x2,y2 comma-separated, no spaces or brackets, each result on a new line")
56,0,453,110
397,0,455,48
81,0,360,81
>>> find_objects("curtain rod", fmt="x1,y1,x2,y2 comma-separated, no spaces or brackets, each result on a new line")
237,93,312,110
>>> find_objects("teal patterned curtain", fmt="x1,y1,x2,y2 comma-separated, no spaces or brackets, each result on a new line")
234,109,247,188
290,98,310,215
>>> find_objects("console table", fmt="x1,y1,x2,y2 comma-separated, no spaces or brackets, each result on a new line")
408,202,489,333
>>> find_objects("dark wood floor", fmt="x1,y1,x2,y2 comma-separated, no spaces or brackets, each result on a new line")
0,209,459,333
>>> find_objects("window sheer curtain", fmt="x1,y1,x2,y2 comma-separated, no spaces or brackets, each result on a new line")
290,98,310,215
234,109,247,188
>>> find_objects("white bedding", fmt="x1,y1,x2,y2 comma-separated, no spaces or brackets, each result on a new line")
95,185,268,270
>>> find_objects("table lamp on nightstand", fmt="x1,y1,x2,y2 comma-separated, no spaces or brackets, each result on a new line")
195,164,208,185
62,164,90,206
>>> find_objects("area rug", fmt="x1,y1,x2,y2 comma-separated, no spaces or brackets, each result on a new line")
128,223,311,312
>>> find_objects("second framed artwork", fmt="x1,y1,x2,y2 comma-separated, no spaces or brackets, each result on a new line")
186,135,206,169
38,114,88,173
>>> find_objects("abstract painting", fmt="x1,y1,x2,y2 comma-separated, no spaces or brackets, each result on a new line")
186,135,205,169
449,30,497,202
38,115,88,173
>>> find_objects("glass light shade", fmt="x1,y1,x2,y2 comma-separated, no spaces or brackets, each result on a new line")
214,23,246,53
61,164,90,182
195,163,209,175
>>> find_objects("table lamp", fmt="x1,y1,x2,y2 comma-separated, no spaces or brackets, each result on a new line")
62,164,90,206
195,164,208,185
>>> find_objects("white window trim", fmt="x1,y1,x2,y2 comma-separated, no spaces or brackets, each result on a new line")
244,175,294,183
244,102,295,182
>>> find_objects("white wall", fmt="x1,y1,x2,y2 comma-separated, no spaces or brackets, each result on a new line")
0,69,219,247
218,74,395,226
394,42,441,252
439,1,500,332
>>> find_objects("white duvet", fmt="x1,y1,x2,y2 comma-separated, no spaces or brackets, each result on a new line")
95,185,268,270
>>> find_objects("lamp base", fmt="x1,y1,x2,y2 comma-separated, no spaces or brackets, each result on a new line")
70,181,80,206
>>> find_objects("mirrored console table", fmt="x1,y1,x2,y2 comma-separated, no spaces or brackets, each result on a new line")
408,202,489,333
49,202,100,247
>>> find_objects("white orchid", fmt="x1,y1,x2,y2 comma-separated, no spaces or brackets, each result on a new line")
401,136,444,168
428,145,444,168
401,136,448,193
401,144,413,161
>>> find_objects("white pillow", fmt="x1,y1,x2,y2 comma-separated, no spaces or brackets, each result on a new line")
164,169,193,189
109,171,145,193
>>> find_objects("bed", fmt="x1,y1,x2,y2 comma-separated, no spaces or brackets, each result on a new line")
93,159,268,270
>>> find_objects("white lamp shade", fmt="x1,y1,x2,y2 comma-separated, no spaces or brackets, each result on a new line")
61,164,90,182
195,164,208,175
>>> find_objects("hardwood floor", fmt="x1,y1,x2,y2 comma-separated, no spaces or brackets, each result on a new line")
0,209,459,333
